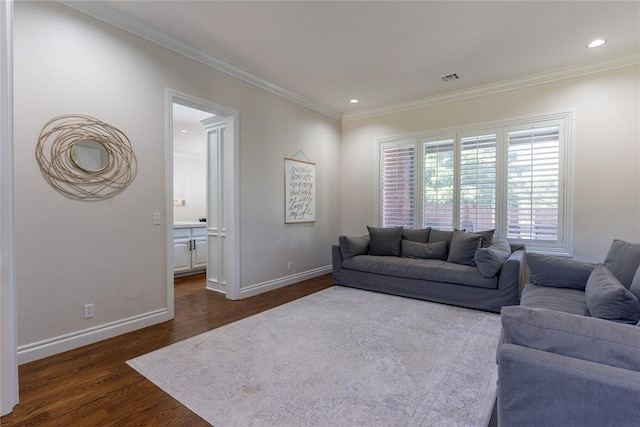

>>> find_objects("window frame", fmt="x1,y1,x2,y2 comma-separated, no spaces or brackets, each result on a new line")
374,112,573,256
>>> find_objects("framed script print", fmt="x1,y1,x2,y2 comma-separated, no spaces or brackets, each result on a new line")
284,157,316,223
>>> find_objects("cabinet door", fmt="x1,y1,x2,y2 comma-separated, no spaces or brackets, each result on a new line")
192,237,208,269
173,239,192,272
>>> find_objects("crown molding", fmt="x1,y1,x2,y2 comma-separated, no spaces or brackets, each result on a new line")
56,2,640,124
342,51,640,122
59,1,343,121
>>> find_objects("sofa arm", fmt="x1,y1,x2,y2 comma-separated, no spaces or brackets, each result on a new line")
497,249,526,294
498,343,640,427
527,252,596,290
500,305,640,371
332,244,344,278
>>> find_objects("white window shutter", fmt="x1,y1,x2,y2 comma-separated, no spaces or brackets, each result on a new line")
381,143,416,228
459,134,497,233
506,126,560,241
422,139,455,230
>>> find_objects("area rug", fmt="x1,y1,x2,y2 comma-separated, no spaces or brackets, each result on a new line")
127,287,501,427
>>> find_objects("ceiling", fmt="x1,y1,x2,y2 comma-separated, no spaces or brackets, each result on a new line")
67,1,640,120
172,104,215,156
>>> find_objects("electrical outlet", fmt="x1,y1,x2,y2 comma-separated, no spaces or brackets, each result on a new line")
287,261,293,271
153,212,162,225
84,303,94,319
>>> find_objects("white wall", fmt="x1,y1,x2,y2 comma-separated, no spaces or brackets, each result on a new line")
13,2,341,362
173,155,206,222
342,65,640,263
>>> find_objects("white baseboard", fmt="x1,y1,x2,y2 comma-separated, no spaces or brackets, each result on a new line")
17,308,172,364
239,265,332,299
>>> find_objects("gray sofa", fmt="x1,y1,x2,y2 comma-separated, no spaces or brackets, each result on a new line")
332,226,526,313
497,239,640,426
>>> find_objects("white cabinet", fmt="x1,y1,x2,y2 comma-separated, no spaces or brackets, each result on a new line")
173,225,207,276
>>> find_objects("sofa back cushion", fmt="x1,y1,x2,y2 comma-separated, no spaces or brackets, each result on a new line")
527,253,595,290
401,227,431,243
603,239,640,288
585,265,640,324
338,235,369,260
367,226,403,256
428,229,454,246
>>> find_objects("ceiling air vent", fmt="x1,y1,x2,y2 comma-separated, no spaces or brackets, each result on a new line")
441,73,459,82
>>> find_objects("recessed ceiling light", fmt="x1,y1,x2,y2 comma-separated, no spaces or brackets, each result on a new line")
587,39,606,48
349,99,360,104
180,129,188,133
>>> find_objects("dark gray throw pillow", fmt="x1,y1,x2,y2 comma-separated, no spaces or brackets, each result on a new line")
474,238,512,278
338,235,369,260
401,227,431,243
527,253,595,290
401,240,447,260
447,230,482,266
367,226,403,256
603,239,640,289
585,265,640,324
473,229,495,248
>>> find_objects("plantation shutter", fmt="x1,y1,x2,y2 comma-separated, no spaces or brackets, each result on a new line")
422,139,455,230
381,142,416,228
459,134,497,233
506,126,560,241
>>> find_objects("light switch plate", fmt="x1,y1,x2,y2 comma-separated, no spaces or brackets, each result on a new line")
153,212,161,225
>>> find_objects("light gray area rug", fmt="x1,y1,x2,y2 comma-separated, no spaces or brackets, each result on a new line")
127,287,501,427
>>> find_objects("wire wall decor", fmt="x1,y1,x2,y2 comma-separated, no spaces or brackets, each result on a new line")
36,114,138,200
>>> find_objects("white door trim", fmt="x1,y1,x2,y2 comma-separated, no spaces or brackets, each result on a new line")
0,0,19,416
165,89,240,305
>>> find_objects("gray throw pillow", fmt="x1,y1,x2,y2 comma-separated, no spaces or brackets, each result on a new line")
367,226,403,256
501,305,640,371
527,253,595,290
401,227,431,243
338,235,369,260
603,239,640,288
473,229,495,248
474,238,512,278
585,265,640,324
401,239,447,260
447,230,482,266
630,266,640,300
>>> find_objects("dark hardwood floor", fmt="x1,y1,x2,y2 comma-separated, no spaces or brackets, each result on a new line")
1,274,333,426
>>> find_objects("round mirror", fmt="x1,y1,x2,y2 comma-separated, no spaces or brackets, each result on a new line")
71,140,109,172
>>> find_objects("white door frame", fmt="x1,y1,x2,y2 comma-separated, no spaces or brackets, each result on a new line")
165,89,240,311
0,0,18,416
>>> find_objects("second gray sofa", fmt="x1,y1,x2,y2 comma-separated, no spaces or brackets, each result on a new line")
497,239,640,426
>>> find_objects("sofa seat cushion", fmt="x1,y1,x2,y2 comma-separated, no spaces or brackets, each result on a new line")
520,284,588,315
342,255,499,289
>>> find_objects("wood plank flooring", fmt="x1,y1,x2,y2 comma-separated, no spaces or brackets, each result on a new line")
1,274,333,426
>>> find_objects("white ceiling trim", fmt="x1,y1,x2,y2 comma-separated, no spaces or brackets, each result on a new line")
342,51,640,122
59,1,343,121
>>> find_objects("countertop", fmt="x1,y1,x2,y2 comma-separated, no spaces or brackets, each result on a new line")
174,221,207,229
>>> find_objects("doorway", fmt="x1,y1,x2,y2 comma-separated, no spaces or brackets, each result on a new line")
166,90,240,318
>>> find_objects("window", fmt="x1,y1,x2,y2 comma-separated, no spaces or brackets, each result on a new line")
376,113,572,254
506,126,561,241
381,142,416,228
422,137,455,230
